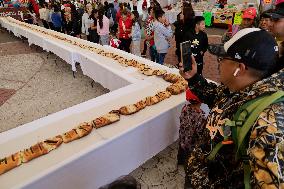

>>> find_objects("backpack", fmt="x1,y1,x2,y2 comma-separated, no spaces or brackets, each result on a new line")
207,90,284,189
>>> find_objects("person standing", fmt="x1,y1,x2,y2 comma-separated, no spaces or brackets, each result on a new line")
51,5,62,32
174,13,184,63
47,3,54,30
132,0,138,11
269,1,284,62
106,3,117,33
222,7,257,42
131,10,142,56
183,16,208,74
97,9,110,45
81,4,93,41
153,9,173,65
118,9,132,53
69,3,81,37
39,3,50,29
259,10,273,32
89,9,99,43
144,7,158,62
179,28,284,188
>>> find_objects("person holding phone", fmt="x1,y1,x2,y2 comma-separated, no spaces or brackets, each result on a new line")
179,28,284,188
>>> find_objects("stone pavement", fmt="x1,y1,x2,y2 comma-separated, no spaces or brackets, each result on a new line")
0,31,108,133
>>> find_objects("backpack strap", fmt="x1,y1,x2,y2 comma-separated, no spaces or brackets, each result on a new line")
207,90,284,188
236,90,284,158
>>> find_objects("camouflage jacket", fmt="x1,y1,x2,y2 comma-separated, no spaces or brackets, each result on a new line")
185,68,284,189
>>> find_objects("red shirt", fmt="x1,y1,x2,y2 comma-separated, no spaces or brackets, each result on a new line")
116,10,121,22
145,16,154,47
119,17,133,39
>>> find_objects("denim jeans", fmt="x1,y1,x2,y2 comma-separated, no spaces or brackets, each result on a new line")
149,46,159,63
100,34,110,46
132,40,141,56
158,53,167,65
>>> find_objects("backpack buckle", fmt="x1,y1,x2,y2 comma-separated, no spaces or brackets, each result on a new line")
235,120,243,127
222,139,233,145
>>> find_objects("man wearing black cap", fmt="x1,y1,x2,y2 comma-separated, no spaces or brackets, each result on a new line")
269,2,284,60
179,28,284,188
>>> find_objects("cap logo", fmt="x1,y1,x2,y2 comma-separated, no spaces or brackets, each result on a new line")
235,53,242,59
274,46,279,52
245,49,250,56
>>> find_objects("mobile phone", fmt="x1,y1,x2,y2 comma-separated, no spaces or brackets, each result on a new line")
180,40,192,72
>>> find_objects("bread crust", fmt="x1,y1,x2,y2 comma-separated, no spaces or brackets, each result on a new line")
42,135,63,152
0,152,22,175
92,113,120,128
119,104,139,115
62,129,80,143
76,122,93,137
21,143,48,163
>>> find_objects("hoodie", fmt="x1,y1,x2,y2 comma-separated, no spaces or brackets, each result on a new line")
185,68,284,188
153,21,173,54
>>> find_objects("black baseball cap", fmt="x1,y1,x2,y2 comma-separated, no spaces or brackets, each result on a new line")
268,5,284,19
208,28,279,72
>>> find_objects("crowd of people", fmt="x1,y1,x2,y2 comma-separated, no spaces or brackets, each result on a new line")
24,0,210,70
17,0,284,188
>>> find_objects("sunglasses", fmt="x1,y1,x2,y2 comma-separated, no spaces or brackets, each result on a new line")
217,57,236,63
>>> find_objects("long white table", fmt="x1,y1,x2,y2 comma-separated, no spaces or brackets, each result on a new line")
0,17,210,189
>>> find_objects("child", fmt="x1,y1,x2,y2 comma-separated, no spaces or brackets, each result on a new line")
131,11,141,56
189,16,208,75
153,9,173,65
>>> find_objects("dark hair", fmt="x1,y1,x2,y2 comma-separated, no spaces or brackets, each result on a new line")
119,3,123,9
132,11,141,29
107,176,140,189
89,9,98,20
109,3,114,8
260,9,273,19
183,2,195,24
121,9,128,16
53,5,60,12
154,9,165,20
147,7,153,14
98,8,104,29
194,16,205,25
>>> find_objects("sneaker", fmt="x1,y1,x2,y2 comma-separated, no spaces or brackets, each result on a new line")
141,53,146,57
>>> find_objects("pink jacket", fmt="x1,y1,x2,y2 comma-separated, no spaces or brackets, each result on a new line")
97,15,109,36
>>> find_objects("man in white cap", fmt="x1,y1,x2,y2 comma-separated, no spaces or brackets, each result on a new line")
269,0,284,60
179,28,284,188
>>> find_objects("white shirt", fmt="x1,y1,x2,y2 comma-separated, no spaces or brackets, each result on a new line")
39,8,49,21
81,13,94,35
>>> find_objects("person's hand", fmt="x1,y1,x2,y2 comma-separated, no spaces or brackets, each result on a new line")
178,55,198,80
164,19,170,26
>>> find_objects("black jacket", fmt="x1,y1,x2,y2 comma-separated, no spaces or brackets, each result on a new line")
183,29,208,64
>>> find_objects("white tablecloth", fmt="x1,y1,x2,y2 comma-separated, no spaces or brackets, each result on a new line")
0,17,211,189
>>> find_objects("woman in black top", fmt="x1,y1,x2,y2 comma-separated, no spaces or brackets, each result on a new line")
174,2,195,64
70,3,81,37
89,9,99,43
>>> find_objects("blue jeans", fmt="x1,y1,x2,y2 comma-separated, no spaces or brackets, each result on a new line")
158,53,166,65
150,46,159,63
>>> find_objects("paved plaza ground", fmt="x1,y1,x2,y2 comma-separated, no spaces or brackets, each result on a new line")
0,26,223,188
